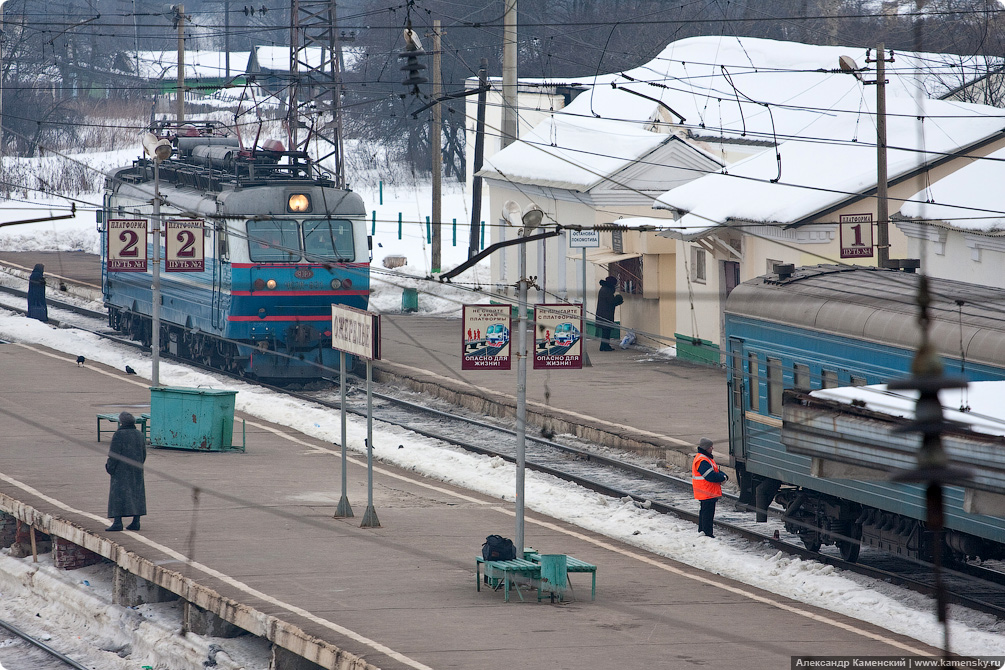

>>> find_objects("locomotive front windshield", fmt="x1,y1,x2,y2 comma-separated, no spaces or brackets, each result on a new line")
303,218,355,261
248,220,301,262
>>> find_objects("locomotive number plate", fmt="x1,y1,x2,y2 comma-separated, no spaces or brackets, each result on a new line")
294,268,314,279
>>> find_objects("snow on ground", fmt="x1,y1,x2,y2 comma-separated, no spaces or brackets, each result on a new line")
0,308,1004,660
0,159,1003,660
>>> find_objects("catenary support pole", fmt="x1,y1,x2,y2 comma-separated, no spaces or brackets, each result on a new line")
515,239,527,553
151,161,162,387
431,20,442,273
176,4,185,124
501,0,517,148
876,42,889,267
469,58,488,259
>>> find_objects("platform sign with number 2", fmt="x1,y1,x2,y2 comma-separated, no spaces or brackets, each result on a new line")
106,219,148,272
166,219,205,272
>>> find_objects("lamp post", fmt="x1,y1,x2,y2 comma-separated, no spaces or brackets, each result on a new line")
506,201,544,554
142,132,172,387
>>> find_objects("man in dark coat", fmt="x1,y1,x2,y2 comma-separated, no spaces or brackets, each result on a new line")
26,264,48,323
595,276,623,351
106,412,147,531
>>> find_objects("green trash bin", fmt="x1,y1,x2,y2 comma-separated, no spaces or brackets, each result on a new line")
402,288,418,313
149,387,241,451
539,554,568,601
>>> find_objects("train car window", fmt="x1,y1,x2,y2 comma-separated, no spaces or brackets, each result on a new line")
793,363,811,390
303,218,355,261
248,220,300,262
766,357,783,415
821,370,838,388
850,375,867,387
748,354,760,412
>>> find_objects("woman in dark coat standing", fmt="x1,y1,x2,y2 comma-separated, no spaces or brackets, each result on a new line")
26,264,48,323
105,412,147,531
595,276,623,351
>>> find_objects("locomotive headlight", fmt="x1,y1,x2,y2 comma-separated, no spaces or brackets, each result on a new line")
287,193,311,213
330,278,342,290
254,278,266,291
266,279,277,290
342,278,352,289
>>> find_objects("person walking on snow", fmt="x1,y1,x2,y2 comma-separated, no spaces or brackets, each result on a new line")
692,437,727,537
596,276,623,351
105,412,147,531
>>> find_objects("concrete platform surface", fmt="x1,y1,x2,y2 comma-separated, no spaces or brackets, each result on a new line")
0,341,940,669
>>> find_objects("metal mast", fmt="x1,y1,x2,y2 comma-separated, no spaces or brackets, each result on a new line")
288,0,344,185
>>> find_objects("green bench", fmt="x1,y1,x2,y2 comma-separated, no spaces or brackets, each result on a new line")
476,557,541,602
97,413,150,442
476,551,597,602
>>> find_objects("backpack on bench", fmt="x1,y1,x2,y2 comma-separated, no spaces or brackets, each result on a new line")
481,534,517,561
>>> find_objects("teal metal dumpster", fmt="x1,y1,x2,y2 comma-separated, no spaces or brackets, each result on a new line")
149,387,242,451
402,288,418,312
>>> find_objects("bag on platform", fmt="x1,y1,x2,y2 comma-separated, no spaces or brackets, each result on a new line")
481,534,517,561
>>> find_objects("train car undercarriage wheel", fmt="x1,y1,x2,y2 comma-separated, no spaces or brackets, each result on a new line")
836,524,862,562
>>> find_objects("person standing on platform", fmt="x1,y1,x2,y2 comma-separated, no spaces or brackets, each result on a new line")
26,264,48,323
692,437,727,538
105,412,147,531
596,276,623,351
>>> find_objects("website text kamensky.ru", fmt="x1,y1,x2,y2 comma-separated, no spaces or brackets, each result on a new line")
791,658,1005,669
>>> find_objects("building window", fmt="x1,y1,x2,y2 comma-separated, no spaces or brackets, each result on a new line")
793,363,810,390
821,370,838,389
748,353,759,412
610,256,642,295
692,247,706,283
766,357,783,416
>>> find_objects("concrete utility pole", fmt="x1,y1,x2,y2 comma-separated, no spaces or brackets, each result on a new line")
870,43,892,267
501,0,517,148
175,4,185,124
469,58,488,259
431,20,442,273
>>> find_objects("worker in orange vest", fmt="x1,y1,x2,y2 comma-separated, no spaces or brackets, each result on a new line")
692,437,728,538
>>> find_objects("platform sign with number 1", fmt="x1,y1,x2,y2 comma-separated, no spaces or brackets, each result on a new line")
166,219,205,272
840,214,874,258
106,219,148,272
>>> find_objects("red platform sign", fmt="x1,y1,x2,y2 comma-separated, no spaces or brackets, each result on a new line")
106,219,148,272
166,219,205,272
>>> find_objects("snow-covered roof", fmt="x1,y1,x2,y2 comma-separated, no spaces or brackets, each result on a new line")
655,94,1005,237
480,115,673,191
896,146,1005,234
479,35,1001,198
135,51,251,80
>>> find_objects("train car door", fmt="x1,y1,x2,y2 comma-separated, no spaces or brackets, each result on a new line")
727,337,746,461
211,224,228,330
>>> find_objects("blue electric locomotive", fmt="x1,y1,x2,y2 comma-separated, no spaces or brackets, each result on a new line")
724,264,1005,562
101,123,370,381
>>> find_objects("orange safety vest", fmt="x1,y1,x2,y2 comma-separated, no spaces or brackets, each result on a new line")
692,452,722,500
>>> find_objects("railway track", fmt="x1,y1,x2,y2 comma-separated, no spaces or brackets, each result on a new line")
3,271,1005,620
0,617,91,670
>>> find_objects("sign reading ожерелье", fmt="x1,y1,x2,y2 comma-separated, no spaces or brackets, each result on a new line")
331,305,380,360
